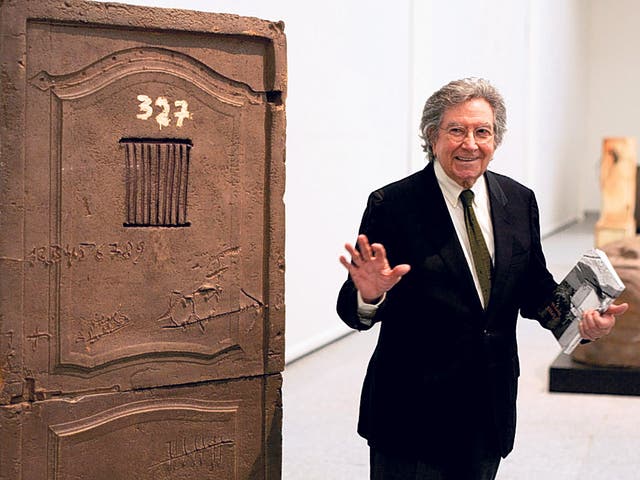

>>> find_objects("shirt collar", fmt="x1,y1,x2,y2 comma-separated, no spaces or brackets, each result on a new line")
433,159,488,209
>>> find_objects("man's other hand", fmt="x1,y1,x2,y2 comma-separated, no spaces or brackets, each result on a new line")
579,303,629,341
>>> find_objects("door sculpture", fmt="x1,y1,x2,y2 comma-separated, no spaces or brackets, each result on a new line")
0,1,286,478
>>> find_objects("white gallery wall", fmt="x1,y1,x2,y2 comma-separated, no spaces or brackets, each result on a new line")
410,1,532,185
95,0,632,362
526,0,591,231
586,0,640,212
410,0,590,234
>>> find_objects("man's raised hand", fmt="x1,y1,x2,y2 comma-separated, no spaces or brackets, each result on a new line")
339,234,411,303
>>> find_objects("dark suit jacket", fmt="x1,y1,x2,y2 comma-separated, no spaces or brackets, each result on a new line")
337,162,557,461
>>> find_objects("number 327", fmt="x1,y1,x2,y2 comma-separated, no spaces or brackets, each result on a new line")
136,95,191,129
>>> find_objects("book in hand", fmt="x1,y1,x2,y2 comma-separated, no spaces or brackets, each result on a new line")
539,248,625,355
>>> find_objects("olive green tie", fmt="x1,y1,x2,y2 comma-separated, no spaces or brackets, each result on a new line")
459,189,492,308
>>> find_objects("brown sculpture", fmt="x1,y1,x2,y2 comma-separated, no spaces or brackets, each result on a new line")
0,1,286,478
595,137,637,247
572,238,640,367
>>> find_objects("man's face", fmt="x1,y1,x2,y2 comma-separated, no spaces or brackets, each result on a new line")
432,98,496,189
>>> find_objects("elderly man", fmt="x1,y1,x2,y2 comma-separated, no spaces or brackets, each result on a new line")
337,78,626,480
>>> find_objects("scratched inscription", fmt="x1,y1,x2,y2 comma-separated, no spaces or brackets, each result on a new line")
156,285,224,332
27,241,145,267
1,329,16,373
149,435,234,473
75,311,129,345
158,288,264,332
157,246,265,331
190,246,240,273
26,328,52,351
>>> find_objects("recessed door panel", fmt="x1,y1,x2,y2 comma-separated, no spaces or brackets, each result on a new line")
18,19,278,394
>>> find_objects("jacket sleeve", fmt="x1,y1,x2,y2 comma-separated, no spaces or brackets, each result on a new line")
519,191,559,324
336,190,388,331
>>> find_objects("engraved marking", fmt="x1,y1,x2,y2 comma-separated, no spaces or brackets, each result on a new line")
82,197,92,216
168,143,176,222
240,287,266,308
175,144,184,224
125,143,132,224
149,435,234,472
122,139,191,227
161,302,264,330
204,266,229,279
161,143,169,224
215,246,241,259
156,143,161,225
2,330,16,373
156,284,224,333
182,143,190,224
27,241,145,267
33,385,121,401
26,328,52,351
191,246,241,272
76,311,129,345
158,247,250,331
132,143,139,222
146,143,151,223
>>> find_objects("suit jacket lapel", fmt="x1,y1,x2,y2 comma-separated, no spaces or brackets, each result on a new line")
485,171,514,312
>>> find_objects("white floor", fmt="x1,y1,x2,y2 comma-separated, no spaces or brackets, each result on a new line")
281,214,640,479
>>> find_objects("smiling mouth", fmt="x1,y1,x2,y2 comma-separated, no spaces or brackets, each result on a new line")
455,156,479,162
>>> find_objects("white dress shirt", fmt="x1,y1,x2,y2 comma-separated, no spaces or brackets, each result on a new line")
433,159,495,308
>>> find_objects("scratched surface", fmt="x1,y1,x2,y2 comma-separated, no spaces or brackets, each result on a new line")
23,23,268,388
3,375,282,479
0,0,285,478
3,3,286,396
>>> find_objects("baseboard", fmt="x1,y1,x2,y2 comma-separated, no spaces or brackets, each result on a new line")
541,214,583,239
285,324,353,365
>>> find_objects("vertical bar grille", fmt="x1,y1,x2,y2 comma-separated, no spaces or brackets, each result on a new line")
121,138,192,227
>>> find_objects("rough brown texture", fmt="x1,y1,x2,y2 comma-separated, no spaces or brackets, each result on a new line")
2,375,283,479
595,137,637,247
572,238,640,368
0,1,286,478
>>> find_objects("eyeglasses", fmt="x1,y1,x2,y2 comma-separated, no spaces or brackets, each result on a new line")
439,125,494,144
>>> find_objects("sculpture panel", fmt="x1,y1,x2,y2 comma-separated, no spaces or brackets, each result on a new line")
1,1,286,478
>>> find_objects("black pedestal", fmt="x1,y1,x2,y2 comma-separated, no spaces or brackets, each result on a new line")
549,353,640,396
